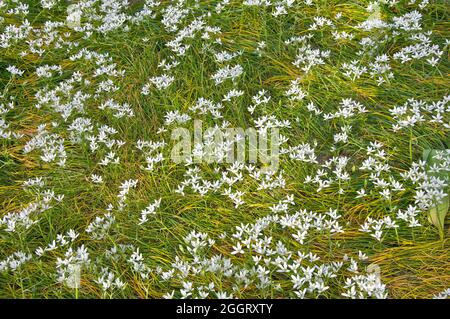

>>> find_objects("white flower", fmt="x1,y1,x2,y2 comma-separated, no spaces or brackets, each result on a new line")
7,65,24,76
211,64,244,85
147,74,175,90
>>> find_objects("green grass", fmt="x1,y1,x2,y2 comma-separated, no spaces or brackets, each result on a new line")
0,0,449,298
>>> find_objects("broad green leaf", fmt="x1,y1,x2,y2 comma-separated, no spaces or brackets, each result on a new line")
422,149,449,239
422,148,433,163
428,197,449,240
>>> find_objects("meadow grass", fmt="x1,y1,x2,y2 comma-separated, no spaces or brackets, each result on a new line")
0,0,449,299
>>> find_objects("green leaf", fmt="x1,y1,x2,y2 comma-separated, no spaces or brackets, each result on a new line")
428,197,449,240
422,148,433,163
422,149,449,240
